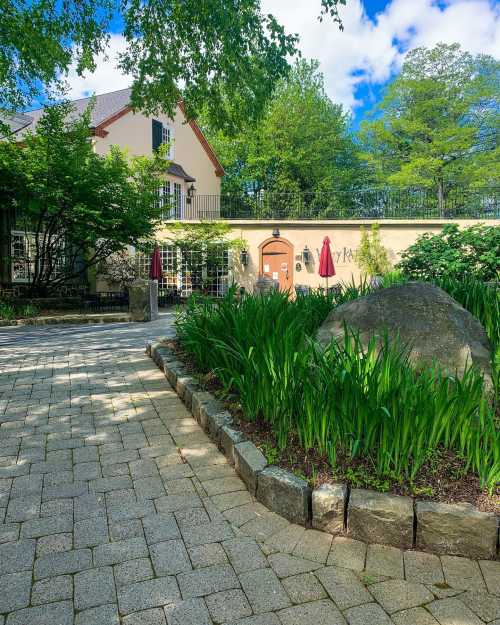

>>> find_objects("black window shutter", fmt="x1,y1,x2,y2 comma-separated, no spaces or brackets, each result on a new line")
152,119,163,151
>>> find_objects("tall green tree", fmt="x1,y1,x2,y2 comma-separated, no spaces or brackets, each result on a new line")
359,43,500,208
0,102,165,295
205,59,364,201
1,0,346,133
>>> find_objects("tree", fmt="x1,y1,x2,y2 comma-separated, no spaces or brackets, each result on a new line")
204,59,364,207
359,44,500,209
0,102,165,295
1,0,346,134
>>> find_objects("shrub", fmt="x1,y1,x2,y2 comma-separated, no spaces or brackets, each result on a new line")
0,301,15,320
176,285,499,493
397,224,500,281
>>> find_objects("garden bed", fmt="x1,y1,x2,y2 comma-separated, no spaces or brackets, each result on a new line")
168,338,499,514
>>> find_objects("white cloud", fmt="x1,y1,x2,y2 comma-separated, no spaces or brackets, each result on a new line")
62,1,499,112
262,0,500,110
63,33,130,99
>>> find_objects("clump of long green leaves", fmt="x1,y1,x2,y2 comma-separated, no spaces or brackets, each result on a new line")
176,285,499,493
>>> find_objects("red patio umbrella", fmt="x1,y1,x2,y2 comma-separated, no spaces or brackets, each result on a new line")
318,236,335,290
149,247,162,280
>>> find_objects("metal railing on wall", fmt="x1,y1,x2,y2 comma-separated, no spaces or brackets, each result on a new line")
165,187,500,221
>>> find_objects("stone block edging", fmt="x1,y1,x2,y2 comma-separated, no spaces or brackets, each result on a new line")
0,312,131,327
147,339,499,560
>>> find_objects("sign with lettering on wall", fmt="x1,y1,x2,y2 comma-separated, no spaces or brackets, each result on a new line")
315,247,355,264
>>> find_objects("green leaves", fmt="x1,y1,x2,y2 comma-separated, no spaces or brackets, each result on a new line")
0,101,165,293
397,224,500,282
176,283,499,493
359,43,500,198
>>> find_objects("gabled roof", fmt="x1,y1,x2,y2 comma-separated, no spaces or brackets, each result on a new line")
5,87,224,177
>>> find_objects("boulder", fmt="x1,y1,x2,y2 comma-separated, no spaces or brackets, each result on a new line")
317,282,492,383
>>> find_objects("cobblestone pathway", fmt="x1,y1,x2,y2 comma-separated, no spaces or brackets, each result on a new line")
0,318,499,625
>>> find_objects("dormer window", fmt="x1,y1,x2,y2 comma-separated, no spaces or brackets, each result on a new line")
152,119,174,159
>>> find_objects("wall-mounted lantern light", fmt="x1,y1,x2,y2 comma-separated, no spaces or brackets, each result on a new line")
186,183,196,204
302,246,312,265
272,228,280,238
240,249,249,267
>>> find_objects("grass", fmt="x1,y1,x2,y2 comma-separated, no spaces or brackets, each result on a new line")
176,280,499,495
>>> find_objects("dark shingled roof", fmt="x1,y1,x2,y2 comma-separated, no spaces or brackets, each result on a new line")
6,87,133,138
167,163,196,182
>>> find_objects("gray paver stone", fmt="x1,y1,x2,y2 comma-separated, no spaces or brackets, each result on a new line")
20,514,73,539
267,553,322,578
222,537,267,574
344,603,392,625
293,529,332,564
150,539,192,575
0,570,32,612
391,608,439,625
114,557,154,588
188,542,228,569
180,520,233,547
369,579,434,614
365,544,404,579
278,599,347,625
460,590,500,622
36,532,72,557
143,514,180,545
31,574,73,606
74,566,116,610
427,597,483,625
441,555,486,591
123,608,167,625
93,536,149,566
238,567,291,613
177,564,239,598
316,566,372,610
327,537,366,571
34,547,92,579
282,572,327,604
74,515,109,548
206,589,252,623
0,539,36,574
75,604,120,625
6,600,73,625
480,560,500,596
118,576,180,615
164,598,212,625
403,551,444,585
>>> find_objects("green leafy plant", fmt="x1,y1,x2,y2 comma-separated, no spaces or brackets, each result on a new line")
355,224,392,277
176,284,499,494
0,301,15,320
398,224,500,282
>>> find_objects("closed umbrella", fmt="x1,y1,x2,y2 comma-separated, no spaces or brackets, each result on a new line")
318,236,335,291
149,247,162,280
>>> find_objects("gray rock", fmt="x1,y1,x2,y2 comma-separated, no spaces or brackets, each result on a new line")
416,500,498,559
219,426,246,464
312,483,347,535
256,466,311,526
348,489,413,549
234,442,267,495
118,577,180,615
317,281,492,384
165,363,185,389
0,570,32,612
207,411,233,443
191,391,217,426
6,600,74,625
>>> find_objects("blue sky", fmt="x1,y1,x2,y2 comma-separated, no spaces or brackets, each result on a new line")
62,0,500,127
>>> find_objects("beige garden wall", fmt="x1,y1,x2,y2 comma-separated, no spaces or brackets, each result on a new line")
220,219,499,291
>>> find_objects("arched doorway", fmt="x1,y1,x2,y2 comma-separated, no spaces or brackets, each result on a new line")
259,237,294,291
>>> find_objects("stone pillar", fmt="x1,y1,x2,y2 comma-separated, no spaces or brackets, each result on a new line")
129,278,158,322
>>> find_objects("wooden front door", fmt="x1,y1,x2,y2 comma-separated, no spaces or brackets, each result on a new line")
260,238,293,291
